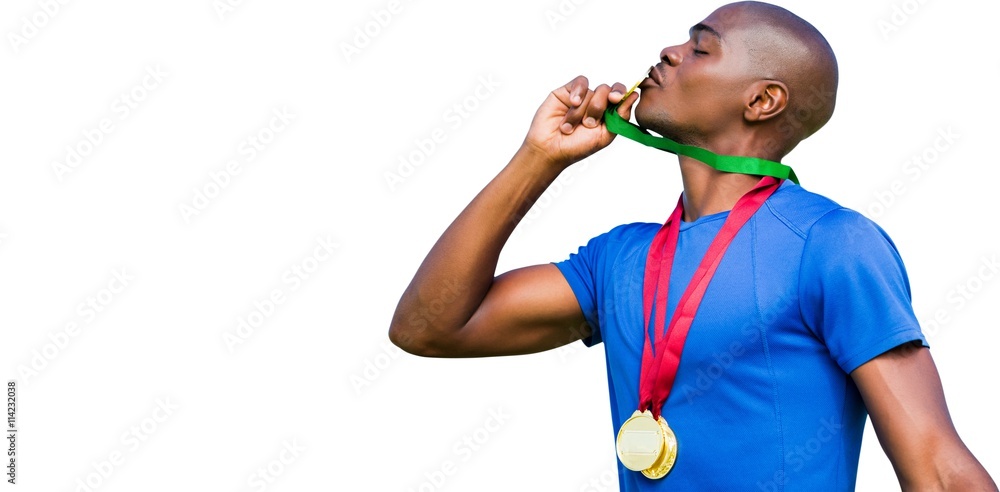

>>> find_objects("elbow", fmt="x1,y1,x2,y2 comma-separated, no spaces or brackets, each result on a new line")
936,453,998,491
388,315,442,358
388,322,428,357
388,316,464,358
388,300,428,356
897,441,997,491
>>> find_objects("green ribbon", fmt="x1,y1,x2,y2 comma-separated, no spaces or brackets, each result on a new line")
603,106,799,184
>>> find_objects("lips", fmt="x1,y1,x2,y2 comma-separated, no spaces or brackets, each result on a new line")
638,65,663,89
649,65,664,85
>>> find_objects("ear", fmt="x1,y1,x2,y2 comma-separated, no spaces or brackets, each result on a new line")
743,80,788,123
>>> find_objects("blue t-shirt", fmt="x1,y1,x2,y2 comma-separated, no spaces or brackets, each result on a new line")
553,181,927,491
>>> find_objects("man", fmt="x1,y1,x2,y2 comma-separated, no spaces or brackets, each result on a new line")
388,1,996,490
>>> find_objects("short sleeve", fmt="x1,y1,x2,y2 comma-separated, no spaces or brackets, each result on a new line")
552,232,610,347
798,209,928,374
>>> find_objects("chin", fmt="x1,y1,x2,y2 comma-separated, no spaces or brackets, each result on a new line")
633,101,670,136
633,98,656,129
634,107,696,145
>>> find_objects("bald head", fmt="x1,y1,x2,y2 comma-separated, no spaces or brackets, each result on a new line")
634,2,838,160
722,1,839,148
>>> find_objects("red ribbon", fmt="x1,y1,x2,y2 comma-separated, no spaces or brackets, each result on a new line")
638,176,783,419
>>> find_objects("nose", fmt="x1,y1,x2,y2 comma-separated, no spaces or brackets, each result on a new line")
659,44,682,67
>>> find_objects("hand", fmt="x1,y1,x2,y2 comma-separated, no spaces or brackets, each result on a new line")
522,75,639,168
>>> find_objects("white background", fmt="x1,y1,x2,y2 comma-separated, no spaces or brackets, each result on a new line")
2,0,998,491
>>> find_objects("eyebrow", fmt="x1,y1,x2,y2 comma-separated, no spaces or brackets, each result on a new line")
690,23,722,41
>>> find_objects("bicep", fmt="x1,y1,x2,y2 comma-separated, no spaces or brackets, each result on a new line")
436,263,591,357
852,343,953,448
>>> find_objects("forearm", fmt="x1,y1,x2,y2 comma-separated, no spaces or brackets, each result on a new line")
388,144,566,352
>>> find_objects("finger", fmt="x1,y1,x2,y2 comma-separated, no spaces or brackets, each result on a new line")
567,76,589,107
552,75,590,109
608,82,628,104
616,91,640,120
561,88,596,134
583,84,612,128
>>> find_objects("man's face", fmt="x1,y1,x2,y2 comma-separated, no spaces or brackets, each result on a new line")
634,5,754,145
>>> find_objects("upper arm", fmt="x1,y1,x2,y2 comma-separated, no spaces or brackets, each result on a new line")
416,263,591,357
851,344,996,490
801,210,995,488
799,209,926,373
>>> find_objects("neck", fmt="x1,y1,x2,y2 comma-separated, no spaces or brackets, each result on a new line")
678,156,764,222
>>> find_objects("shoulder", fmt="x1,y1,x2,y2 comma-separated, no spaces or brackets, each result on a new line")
570,222,661,265
571,221,659,263
573,221,661,247
558,221,658,264
764,181,895,243
603,221,660,244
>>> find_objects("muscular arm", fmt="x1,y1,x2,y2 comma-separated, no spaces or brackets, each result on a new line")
388,151,587,358
852,343,997,491
388,77,638,357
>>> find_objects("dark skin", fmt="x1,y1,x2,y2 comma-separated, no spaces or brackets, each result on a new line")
388,2,996,489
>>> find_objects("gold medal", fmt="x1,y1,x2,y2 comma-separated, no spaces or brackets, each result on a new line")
641,416,678,479
618,172,778,480
620,68,652,100
616,410,663,471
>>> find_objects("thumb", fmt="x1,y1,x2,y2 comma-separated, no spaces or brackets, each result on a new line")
615,91,640,121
